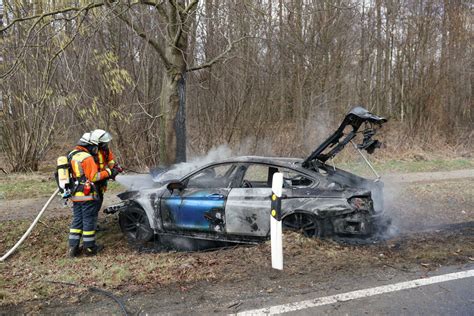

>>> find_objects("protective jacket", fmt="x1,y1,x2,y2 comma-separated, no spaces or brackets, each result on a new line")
69,146,111,202
98,148,116,171
96,148,116,194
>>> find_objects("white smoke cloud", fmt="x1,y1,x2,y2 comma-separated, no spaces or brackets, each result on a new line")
152,144,234,183
116,144,234,190
115,174,156,191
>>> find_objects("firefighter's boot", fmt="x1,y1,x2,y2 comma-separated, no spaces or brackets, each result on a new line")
84,244,104,257
68,246,81,258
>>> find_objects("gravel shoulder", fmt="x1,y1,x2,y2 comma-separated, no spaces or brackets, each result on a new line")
385,168,474,183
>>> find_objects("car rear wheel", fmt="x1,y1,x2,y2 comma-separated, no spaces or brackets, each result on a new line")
282,212,321,238
119,205,154,242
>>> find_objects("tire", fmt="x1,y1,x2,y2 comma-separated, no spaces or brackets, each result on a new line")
282,212,322,238
119,205,154,242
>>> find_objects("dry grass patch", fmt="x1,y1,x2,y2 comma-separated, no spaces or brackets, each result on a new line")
1,215,473,306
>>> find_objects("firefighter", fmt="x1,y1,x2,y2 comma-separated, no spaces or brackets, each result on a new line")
89,129,123,227
68,133,119,257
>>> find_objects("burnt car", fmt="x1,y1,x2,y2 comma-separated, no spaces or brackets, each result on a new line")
108,106,390,246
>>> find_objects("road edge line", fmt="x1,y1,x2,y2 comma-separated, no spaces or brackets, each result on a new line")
234,269,474,315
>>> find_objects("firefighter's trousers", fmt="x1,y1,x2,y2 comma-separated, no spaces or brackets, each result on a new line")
69,200,99,248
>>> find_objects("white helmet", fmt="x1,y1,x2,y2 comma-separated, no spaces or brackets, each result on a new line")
90,129,112,144
78,132,98,145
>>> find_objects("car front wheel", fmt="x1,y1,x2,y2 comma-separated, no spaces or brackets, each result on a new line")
282,212,321,238
119,205,154,242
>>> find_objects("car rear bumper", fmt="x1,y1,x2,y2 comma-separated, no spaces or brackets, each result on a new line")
332,210,391,236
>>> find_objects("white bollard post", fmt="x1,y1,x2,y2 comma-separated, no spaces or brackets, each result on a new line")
271,172,283,270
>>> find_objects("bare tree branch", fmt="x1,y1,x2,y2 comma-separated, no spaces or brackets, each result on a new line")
105,0,172,70
143,0,169,23
0,2,104,33
186,36,247,72
173,0,198,48
2,11,79,79
183,0,199,15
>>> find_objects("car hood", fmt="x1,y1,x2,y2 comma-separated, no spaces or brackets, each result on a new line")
302,106,387,168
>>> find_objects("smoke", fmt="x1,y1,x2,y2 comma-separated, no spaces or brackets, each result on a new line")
116,144,234,190
372,179,401,238
151,144,233,183
302,107,334,154
379,177,436,236
115,174,156,191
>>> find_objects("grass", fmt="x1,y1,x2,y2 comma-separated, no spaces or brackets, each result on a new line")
335,157,474,177
0,177,56,200
0,174,125,200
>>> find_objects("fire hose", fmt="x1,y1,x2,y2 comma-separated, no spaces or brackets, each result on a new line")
0,188,60,262
0,165,142,262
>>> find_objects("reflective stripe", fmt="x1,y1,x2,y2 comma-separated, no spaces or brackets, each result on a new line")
93,170,110,182
71,160,81,178
72,151,92,162
73,191,97,197
70,228,82,234
70,195,95,202
69,234,81,240
83,236,96,242
99,150,114,171
108,160,115,169
83,231,96,236
77,164,84,178
74,191,97,197
98,152,105,170
70,151,91,178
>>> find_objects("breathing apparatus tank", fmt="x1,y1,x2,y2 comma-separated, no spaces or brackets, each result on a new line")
56,156,71,198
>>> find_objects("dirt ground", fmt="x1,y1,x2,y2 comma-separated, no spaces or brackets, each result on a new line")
0,169,473,314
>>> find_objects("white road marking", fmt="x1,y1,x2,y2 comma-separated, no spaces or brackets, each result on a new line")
234,269,474,315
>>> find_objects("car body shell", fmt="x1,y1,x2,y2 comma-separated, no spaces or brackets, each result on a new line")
115,156,387,244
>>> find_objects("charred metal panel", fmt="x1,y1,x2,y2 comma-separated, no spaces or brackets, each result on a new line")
332,212,371,235
281,197,353,218
286,187,347,198
321,165,384,213
162,188,230,232
226,188,272,236
134,187,166,230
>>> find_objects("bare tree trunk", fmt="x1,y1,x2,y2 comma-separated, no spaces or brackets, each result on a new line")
159,44,187,164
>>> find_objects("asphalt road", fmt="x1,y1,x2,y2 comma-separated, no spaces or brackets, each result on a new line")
300,276,474,316
236,265,474,316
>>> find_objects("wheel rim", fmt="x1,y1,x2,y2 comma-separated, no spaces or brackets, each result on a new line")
283,213,320,237
122,209,151,241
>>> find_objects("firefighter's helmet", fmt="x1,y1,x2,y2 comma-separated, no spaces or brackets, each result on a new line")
90,129,112,144
78,132,97,146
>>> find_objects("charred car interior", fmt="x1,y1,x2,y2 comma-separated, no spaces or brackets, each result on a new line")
106,106,391,248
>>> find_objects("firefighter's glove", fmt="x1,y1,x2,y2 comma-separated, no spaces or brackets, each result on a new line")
107,167,120,180
114,164,124,173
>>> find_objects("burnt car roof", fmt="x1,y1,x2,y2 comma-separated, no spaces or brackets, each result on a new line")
218,155,303,165
199,156,304,171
